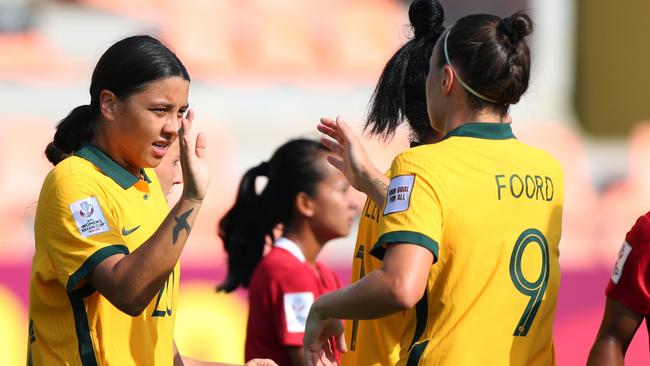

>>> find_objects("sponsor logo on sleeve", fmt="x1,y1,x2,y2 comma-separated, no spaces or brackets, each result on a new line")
383,174,416,215
69,197,109,238
283,292,314,333
611,241,632,284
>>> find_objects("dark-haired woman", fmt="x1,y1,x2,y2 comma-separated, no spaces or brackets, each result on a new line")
337,1,446,365
28,35,275,366
305,12,564,366
218,139,358,366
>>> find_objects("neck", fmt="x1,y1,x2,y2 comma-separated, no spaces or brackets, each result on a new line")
91,126,140,177
445,104,506,133
283,221,324,265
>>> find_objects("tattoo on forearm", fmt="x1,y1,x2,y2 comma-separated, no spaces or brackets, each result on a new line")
373,178,389,192
172,208,193,245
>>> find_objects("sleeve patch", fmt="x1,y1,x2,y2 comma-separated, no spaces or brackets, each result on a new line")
283,292,314,333
611,241,632,284
69,197,110,238
383,174,415,215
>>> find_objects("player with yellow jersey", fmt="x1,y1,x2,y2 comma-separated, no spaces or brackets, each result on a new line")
305,11,563,366
371,123,563,365
28,35,274,366
30,145,178,365
341,0,446,364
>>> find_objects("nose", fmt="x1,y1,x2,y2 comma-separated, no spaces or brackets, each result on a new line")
173,167,183,186
348,191,359,211
163,115,182,138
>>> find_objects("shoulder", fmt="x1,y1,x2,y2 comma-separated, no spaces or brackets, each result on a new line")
256,249,307,278
390,144,442,176
626,213,650,249
41,157,107,203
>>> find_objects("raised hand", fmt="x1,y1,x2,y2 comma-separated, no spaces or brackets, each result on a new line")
317,116,379,193
178,109,210,202
318,116,390,205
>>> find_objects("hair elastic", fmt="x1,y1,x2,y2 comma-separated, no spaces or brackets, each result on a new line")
443,29,500,104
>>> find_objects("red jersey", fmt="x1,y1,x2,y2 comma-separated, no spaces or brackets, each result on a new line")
245,238,341,365
606,212,650,315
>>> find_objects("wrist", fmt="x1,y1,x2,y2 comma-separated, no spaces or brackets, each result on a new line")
310,298,329,321
180,194,204,205
359,166,383,194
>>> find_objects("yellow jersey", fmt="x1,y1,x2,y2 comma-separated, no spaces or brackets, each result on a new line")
28,143,179,366
342,193,404,366
371,123,563,366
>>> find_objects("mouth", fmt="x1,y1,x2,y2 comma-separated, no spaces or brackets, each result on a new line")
151,140,170,158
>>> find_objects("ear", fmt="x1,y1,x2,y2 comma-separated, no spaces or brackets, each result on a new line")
294,192,315,218
440,65,454,97
99,89,119,122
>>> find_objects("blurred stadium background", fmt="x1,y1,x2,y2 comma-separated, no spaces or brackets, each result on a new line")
2,0,650,364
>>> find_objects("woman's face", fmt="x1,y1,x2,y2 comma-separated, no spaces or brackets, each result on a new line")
307,157,358,242
154,140,182,198
110,76,189,174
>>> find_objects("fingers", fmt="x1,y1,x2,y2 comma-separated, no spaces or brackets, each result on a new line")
326,156,344,172
318,121,343,145
336,333,348,353
335,116,358,143
305,350,316,366
319,137,343,156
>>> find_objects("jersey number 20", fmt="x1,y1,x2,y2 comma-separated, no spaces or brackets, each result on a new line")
509,228,549,336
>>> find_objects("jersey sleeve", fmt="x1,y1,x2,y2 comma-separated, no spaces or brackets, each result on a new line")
370,151,443,261
43,178,127,292
606,213,650,315
270,274,318,346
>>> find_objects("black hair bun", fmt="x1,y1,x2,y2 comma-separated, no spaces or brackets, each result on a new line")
498,11,533,44
409,0,445,39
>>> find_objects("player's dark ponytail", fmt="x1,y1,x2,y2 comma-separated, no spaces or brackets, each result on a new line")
365,0,445,143
218,139,329,292
45,35,190,165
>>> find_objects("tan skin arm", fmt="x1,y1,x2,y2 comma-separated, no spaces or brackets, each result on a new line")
87,110,208,316
303,243,434,366
587,298,644,366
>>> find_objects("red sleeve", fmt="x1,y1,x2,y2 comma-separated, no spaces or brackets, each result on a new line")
270,273,317,346
606,213,650,315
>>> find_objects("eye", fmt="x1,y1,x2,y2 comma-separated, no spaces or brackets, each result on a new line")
151,108,167,114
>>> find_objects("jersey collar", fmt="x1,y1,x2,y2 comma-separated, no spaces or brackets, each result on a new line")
443,122,516,141
274,237,306,263
76,143,150,189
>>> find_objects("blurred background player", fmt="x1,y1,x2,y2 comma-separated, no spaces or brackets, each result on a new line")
588,212,650,365
305,11,564,366
218,139,358,366
338,0,445,365
28,34,274,366
155,139,183,201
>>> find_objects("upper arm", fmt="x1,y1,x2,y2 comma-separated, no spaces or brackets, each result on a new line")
595,298,643,347
43,179,125,292
381,243,434,308
270,274,317,347
371,152,442,262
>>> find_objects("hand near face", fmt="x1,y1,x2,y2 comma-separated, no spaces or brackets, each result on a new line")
317,116,378,193
178,109,210,202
